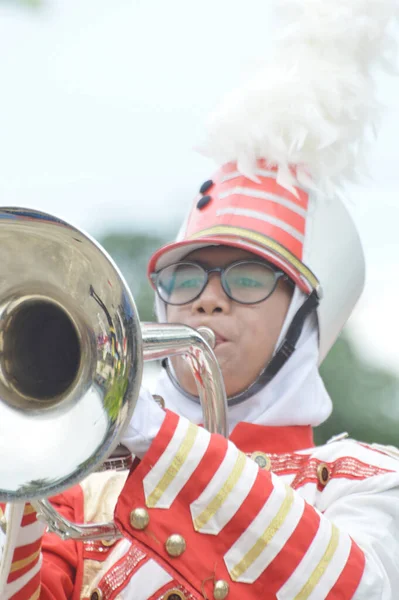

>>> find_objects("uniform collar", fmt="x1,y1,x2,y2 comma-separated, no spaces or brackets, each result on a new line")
229,422,314,453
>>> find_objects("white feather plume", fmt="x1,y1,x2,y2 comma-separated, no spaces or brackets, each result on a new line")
200,0,399,195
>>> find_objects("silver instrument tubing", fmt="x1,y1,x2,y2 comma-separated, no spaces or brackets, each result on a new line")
142,323,226,437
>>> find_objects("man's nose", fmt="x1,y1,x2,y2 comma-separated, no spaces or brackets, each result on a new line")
191,274,231,314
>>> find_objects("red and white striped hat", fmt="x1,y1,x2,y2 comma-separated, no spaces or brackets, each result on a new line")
148,159,364,362
149,160,318,295
148,0,396,361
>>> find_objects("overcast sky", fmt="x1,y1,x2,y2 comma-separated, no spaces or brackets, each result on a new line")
1,0,399,375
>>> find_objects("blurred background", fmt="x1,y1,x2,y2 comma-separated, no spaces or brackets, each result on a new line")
1,0,399,445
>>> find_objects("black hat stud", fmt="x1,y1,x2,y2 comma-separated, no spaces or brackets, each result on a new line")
197,180,214,210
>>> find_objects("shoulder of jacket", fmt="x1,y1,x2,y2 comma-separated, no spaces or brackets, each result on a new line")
316,434,399,466
357,441,399,461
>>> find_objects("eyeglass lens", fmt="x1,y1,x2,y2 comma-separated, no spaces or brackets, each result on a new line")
156,262,278,305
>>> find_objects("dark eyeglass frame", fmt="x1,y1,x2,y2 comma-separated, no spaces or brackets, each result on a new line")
150,260,291,306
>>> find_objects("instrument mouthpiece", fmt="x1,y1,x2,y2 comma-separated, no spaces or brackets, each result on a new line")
197,326,216,349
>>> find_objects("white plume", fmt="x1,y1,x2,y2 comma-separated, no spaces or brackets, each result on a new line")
200,0,399,195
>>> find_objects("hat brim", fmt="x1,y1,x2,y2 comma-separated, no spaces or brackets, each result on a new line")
147,233,318,294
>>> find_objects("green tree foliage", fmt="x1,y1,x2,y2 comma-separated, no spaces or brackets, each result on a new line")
316,335,399,446
99,230,171,322
99,229,399,447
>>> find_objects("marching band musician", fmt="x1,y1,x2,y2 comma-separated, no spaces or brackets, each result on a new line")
2,0,399,598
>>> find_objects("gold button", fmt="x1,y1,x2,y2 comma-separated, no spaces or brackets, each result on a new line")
101,538,117,547
165,534,186,557
251,451,271,470
163,589,185,600
90,588,103,600
214,579,229,599
317,462,331,487
130,507,150,530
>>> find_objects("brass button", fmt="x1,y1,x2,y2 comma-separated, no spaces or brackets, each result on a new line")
214,579,229,599
90,588,103,600
317,462,331,487
130,507,150,530
163,589,185,600
251,451,271,470
165,534,186,557
153,394,165,408
101,538,117,547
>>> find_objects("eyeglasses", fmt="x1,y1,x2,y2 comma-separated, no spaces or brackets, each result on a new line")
151,260,290,306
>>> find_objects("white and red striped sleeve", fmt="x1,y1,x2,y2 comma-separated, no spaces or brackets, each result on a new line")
0,502,46,599
0,488,83,599
114,411,399,600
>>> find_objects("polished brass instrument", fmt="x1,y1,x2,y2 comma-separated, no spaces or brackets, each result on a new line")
0,207,227,541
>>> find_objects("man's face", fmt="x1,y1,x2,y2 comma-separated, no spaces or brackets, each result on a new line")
166,246,293,397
